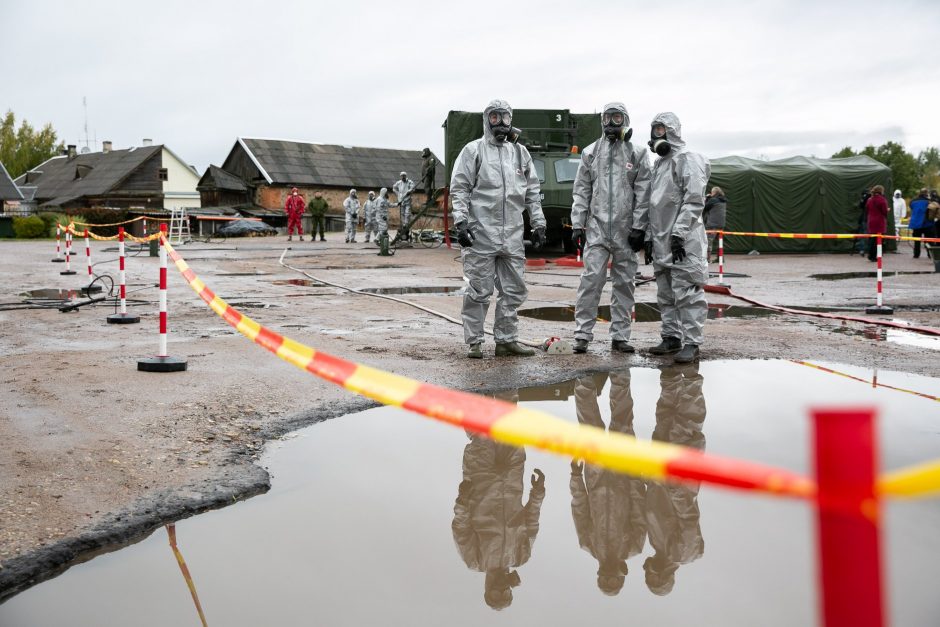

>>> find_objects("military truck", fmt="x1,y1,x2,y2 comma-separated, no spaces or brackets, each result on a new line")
442,109,602,252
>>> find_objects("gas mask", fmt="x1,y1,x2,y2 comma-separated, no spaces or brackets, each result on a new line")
488,109,520,142
648,124,671,156
602,110,632,142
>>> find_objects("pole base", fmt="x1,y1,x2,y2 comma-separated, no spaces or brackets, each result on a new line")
81,284,103,294
714,282,732,288
107,312,140,324
60,270,77,275
865,306,894,315
51,258,65,263
138,356,188,372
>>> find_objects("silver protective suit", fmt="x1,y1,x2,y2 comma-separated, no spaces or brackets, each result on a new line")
571,102,651,342
644,364,706,596
343,192,360,242
393,177,416,230
450,99,546,345
374,188,390,238
570,371,647,595
634,112,711,346
363,193,377,242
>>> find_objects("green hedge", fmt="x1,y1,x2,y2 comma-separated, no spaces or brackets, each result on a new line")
13,216,47,238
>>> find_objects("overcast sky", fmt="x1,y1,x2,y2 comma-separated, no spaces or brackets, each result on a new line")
3,0,939,173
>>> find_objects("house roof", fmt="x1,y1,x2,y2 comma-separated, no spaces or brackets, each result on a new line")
237,137,441,191
0,161,23,201
14,145,162,205
197,164,249,192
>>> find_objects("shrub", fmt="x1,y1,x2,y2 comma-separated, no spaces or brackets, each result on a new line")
13,215,48,238
36,212,66,236
77,207,129,237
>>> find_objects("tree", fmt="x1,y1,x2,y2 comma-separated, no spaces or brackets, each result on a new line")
918,147,940,192
831,141,922,197
0,110,64,179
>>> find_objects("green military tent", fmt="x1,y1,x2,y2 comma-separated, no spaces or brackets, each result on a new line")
708,155,895,253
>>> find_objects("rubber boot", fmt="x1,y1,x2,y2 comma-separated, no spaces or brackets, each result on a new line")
467,343,483,359
573,339,589,354
649,336,682,355
495,342,536,357
674,344,700,363
611,340,635,353
287,235,292,242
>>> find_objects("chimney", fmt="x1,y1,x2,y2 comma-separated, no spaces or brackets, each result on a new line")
102,140,112,153
67,144,77,159
142,138,152,147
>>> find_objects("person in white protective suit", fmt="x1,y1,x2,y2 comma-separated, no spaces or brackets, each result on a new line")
893,189,907,222
450,99,547,359
343,189,360,243
570,102,651,354
362,190,377,243
630,112,711,364
393,171,416,237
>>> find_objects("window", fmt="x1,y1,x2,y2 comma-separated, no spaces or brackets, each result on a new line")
158,168,168,181
532,158,545,183
554,158,581,183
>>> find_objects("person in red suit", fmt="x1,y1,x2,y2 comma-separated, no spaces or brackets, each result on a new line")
284,187,306,241
865,185,888,262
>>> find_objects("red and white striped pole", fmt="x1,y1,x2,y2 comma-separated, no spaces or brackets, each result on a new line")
60,226,77,275
866,234,893,314
82,228,101,293
107,227,140,324
51,223,64,262
716,230,729,287
812,407,885,627
138,224,187,371
142,217,148,240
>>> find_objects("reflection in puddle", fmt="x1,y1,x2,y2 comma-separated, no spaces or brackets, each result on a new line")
19,288,83,300
3,361,939,626
810,270,933,281
519,302,775,323
359,285,464,295
271,279,326,287
829,323,940,351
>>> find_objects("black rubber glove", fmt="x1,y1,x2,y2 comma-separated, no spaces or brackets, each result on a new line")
531,468,545,489
456,221,474,247
571,228,585,250
627,228,646,252
531,226,546,249
671,236,686,263
644,240,653,265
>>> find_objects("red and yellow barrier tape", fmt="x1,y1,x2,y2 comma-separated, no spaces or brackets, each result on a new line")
162,236,815,499
707,229,940,243
879,461,940,499
166,524,208,627
790,360,940,403
69,215,165,227
60,222,162,243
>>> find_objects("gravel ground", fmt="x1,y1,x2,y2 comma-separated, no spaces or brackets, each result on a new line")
1,235,938,601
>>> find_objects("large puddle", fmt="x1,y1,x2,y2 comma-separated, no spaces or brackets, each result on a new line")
519,302,776,323
2,361,939,626
358,285,464,295
810,270,934,281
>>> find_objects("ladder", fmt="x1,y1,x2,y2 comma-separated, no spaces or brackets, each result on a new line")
168,207,191,244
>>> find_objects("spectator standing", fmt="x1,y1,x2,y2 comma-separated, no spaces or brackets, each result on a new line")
703,187,726,263
855,189,871,256
864,185,888,262
909,189,931,258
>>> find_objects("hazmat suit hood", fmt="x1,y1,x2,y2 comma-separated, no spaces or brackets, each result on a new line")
601,102,631,140
484,568,520,610
651,112,686,150
644,554,679,596
379,187,388,199
483,99,513,144
894,189,902,198
368,191,375,199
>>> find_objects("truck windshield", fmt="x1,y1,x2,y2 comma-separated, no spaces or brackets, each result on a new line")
532,158,545,183
554,158,580,183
